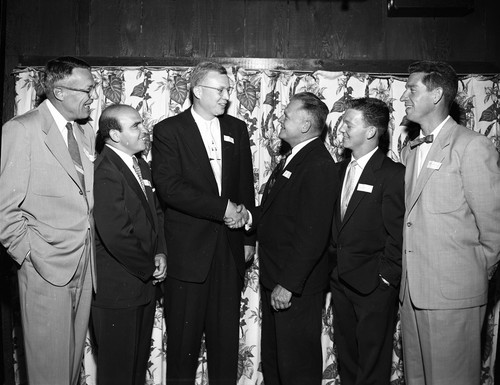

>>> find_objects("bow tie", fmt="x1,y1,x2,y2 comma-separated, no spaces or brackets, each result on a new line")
410,134,434,149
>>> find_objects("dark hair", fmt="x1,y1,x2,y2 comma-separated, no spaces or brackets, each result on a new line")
290,92,329,134
190,61,227,88
42,56,91,95
348,97,390,138
408,61,458,108
95,104,124,153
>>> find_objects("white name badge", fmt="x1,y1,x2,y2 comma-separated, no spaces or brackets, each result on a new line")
224,135,234,144
427,161,442,170
357,183,373,193
283,170,292,179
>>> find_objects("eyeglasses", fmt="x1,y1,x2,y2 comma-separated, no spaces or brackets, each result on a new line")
57,85,97,97
198,85,234,96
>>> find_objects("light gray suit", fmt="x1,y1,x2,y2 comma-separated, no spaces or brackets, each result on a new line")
399,117,500,385
0,99,96,385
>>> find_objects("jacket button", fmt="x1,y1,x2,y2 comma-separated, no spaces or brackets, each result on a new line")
407,222,412,227
79,190,84,195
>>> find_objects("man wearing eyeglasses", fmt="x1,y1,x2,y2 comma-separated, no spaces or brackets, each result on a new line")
0,56,97,385
152,61,255,385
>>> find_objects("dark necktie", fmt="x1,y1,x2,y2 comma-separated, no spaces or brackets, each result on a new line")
262,152,290,203
132,156,148,200
410,134,433,149
66,122,86,191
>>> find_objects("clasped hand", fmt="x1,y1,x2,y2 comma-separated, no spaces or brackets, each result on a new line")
224,200,249,229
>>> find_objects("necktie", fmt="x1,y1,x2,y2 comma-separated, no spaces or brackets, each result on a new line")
262,152,289,203
410,134,433,149
132,156,148,200
66,122,86,191
207,120,222,195
340,160,358,220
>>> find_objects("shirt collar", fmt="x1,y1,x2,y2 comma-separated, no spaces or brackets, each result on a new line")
191,107,217,127
105,144,135,169
285,137,318,166
351,146,378,170
419,115,451,140
46,99,73,137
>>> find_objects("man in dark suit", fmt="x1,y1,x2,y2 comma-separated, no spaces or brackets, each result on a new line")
152,62,255,385
330,97,405,385
0,57,96,385
92,104,167,385
233,92,337,385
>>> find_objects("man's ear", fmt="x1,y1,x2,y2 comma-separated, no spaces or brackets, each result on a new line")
301,119,312,134
433,87,444,105
366,126,377,140
109,129,121,143
52,87,64,102
192,85,202,100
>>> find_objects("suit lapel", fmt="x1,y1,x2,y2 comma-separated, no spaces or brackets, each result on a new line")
407,119,455,212
40,102,84,193
261,138,320,215
340,149,383,229
220,117,234,198
104,147,155,227
182,109,220,194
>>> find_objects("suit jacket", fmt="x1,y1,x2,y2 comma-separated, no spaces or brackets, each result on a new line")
92,146,166,308
152,108,255,283
400,118,500,309
256,138,338,295
0,100,95,286
332,149,405,294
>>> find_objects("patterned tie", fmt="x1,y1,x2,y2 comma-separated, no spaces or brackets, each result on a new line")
410,134,433,149
132,156,148,200
207,120,222,195
340,160,358,220
66,122,86,191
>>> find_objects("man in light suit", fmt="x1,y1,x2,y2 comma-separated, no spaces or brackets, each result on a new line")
399,61,500,385
0,56,96,385
152,62,255,385
92,104,167,385
234,92,338,385
330,97,404,385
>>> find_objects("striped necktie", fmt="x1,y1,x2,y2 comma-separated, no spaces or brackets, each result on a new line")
66,122,86,191
132,156,148,200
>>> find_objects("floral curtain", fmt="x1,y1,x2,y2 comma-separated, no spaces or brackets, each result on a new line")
10,66,500,385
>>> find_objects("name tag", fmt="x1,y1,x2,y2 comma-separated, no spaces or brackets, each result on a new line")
283,170,292,179
224,135,234,144
427,161,442,170
357,184,373,193
143,179,152,187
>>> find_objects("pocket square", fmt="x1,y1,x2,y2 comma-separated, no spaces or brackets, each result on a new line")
83,148,97,162
143,179,152,187
224,135,234,144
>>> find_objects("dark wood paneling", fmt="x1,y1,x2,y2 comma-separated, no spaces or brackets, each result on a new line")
3,0,500,123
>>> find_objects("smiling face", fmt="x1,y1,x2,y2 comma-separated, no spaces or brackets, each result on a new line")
113,108,147,156
340,108,371,153
400,72,437,125
278,99,308,148
192,71,230,120
55,67,96,121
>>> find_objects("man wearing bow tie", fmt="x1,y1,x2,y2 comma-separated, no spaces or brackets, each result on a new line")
92,104,167,385
399,61,500,385
330,97,404,385
0,57,96,385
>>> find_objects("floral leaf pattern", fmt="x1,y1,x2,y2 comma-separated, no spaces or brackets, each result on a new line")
10,67,499,385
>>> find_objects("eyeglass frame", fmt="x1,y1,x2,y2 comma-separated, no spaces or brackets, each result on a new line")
56,85,97,97
197,84,234,96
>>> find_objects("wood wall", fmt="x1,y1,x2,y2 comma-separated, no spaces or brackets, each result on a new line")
2,0,500,122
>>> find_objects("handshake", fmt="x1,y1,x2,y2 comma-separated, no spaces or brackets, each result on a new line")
224,200,250,229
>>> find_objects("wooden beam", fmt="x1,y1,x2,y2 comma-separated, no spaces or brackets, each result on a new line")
16,56,500,75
